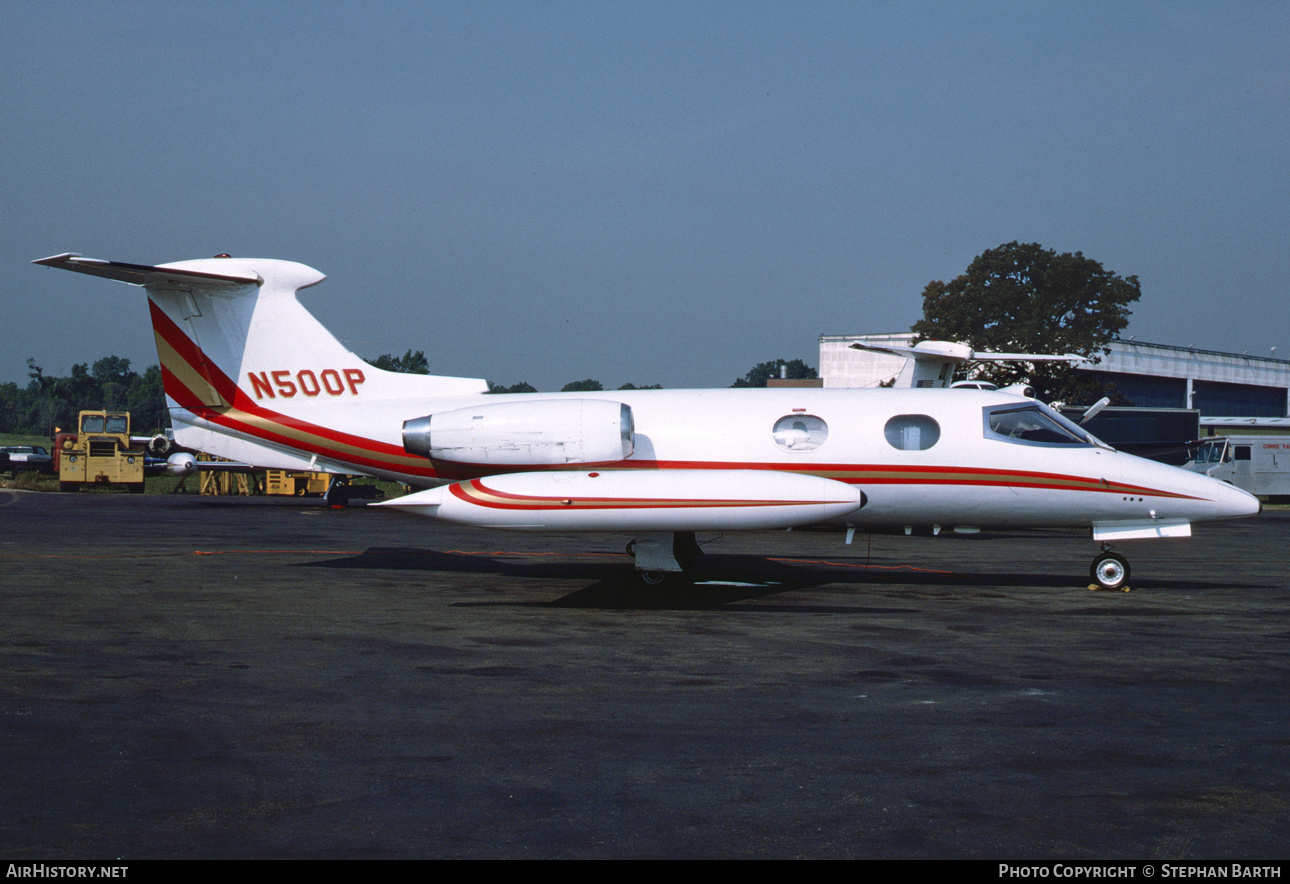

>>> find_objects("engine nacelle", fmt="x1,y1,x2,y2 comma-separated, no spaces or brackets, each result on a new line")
403,399,634,467
147,434,172,456
166,451,197,477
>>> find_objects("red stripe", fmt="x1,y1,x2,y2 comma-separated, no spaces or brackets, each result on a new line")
451,479,827,511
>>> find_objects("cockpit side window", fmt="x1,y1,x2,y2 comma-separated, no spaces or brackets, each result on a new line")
984,404,1094,447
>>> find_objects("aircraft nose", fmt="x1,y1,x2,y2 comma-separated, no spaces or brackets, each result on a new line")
1212,479,1261,520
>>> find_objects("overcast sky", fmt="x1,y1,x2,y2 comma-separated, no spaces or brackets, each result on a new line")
4,1,1287,390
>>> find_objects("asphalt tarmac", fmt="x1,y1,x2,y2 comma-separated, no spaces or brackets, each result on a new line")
1,489,1287,859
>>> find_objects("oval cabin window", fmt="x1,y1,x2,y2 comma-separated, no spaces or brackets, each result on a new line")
772,414,829,452
884,414,940,451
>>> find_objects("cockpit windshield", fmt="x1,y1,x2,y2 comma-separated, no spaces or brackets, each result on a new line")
984,404,1099,447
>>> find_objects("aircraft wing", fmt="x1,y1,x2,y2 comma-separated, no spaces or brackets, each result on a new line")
32,254,261,288
848,341,972,360
848,340,1082,363
971,352,1083,364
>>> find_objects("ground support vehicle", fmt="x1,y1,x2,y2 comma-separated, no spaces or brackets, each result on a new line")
264,470,331,497
264,470,382,505
1186,435,1290,502
57,411,146,493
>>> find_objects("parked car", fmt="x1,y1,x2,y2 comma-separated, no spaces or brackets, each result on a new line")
2,445,54,474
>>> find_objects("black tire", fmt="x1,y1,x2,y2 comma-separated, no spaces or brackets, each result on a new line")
1090,552,1130,590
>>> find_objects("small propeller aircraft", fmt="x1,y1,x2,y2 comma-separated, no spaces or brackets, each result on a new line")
34,253,1260,589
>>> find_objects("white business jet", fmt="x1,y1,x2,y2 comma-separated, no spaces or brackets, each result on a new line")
34,253,1260,589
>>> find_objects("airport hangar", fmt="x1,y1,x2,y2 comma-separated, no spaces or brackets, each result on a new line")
817,333,1290,436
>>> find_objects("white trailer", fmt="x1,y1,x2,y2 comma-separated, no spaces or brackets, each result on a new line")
1185,436,1290,500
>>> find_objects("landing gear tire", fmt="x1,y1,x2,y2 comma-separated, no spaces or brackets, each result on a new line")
637,569,691,587
1090,552,1130,590
630,533,702,586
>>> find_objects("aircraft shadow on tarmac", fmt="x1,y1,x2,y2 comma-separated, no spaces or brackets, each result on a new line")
296,546,1257,610
299,546,907,610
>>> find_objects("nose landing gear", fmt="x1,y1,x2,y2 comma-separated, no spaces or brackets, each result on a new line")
1090,546,1131,591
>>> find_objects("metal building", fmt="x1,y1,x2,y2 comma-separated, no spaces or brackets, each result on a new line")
819,334,1290,433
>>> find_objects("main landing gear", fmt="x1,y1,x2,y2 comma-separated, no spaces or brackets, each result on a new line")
626,532,1137,591
627,531,703,585
1090,545,1131,591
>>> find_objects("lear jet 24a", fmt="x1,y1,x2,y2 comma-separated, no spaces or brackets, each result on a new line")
34,253,1260,589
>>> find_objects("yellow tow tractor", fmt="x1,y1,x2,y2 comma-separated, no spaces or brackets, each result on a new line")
264,470,332,497
57,410,147,493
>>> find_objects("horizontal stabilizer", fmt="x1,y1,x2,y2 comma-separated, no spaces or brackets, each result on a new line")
33,253,261,289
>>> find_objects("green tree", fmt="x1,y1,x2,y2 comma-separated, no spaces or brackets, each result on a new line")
560,379,603,392
91,355,133,381
730,359,817,388
20,359,60,435
0,381,22,434
126,365,167,433
910,242,1140,403
0,357,167,435
92,355,136,411
26,358,48,392
618,382,663,390
60,364,102,420
368,349,430,374
487,381,538,394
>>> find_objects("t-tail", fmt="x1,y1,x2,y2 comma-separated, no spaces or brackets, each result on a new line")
32,254,487,481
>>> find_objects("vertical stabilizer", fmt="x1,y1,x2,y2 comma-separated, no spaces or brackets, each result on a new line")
141,257,487,410
33,253,487,477
34,253,487,413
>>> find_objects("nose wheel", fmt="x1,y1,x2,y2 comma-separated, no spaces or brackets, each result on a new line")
1090,549,1131,591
